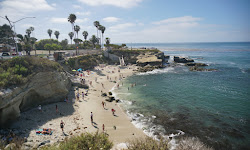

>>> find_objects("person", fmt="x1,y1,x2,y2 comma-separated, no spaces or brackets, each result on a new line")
82,92,84,100
76,92,80,100
56,105,58,113
38,105,42,112
103,124,105,132
91,112,93,123
111,109,115,116
65,96,68,103
60,120,65,132
102,101,105,109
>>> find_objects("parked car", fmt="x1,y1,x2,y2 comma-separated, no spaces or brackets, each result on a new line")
1,52,10,56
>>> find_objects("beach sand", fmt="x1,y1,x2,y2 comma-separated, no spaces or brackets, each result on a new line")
10,65,145,149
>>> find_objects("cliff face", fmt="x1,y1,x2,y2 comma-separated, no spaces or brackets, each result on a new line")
136,52,165,67
0,71,71,127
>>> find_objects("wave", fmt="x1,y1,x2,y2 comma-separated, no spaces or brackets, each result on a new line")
137,67,176,76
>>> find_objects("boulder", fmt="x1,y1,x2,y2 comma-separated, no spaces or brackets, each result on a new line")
0,71,71,128
186,63,208,66
174,56,194,63
4,143,16,150
189,66,217,71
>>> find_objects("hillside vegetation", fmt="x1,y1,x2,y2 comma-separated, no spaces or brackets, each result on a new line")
0,56,63,89
67,54,109,70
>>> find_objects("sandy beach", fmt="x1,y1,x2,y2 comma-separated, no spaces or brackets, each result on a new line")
10,65,145,149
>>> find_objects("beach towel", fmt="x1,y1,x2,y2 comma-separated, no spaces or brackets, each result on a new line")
36,128,53,135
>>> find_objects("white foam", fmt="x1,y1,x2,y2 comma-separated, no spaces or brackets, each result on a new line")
137,67,175,76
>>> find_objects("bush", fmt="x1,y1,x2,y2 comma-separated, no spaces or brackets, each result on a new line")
108,91,112,95
175,137,213,150
41,132,113,150
0,56,63,88
127,137,170,150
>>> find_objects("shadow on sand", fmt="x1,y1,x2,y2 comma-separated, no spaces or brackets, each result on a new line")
7,87,77,138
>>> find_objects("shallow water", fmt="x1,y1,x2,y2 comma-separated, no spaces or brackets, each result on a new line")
113,42,250,150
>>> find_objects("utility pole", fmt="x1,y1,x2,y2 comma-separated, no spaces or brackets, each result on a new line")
2,16,35,55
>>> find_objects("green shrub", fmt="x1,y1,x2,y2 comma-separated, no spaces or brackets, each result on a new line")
0,56,63,88
127,137,170,150
41,132,113,150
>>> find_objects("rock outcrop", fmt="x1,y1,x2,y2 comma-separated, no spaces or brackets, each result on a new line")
136,52,164,67
0,71,71,127
174,56,194,63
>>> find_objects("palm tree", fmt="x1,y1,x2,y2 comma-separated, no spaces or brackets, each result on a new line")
93,21,100,43
47,29,53,39
82,31,88,41
99,25,106,50
30,37,37,56
74,25,80,39
68,14,77,54
68,14,77,33
90,35,98,48
105,37,110,50
54,31,60,40
68,32,74,45
29,27,34,37
82,31,88,48
26,29,31,37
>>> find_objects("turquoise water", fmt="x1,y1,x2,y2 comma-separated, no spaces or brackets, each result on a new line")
113,42,250,150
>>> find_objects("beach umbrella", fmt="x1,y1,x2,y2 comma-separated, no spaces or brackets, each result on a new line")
77,68,83,71
72,69,76,71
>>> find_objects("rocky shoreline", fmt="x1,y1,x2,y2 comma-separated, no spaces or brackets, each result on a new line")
136,53,217,72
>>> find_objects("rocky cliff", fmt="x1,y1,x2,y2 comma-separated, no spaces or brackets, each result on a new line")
0,71,71,127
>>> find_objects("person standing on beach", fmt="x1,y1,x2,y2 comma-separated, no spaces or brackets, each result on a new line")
60,120,65,132
103,124,105,132
91,112,93,123
82,92,84,100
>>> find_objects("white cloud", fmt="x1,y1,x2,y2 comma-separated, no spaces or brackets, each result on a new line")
109,23,135,32
73,5,82,9
103,17,120,23
153,16,202,25
0,0,55,19
51,3,57,7
50,17,67,23
77,0,143,8
76,11,91,16
77,18,89,23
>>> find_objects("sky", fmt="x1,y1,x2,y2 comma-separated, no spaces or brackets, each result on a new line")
0,0,249,43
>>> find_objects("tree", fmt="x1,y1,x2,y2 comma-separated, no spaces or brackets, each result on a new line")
68,14,77,54
73,38,82,45
54,31,60,40
47,29,53,39
35,39,58,50
93,21,100,43
90,35,98,48
30,37,37,56
0,24,15,46
26,29,31,37
68,14,77,33
68,32,74,44
99,25,106,50
29,26,34,37
44,43,53,54
82,31,88,41
105,37,110,51
74,25,80,39
61,39,68,50
16,34,32,55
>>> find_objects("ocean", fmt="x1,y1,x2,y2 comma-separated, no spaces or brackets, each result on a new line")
112,42,250,150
